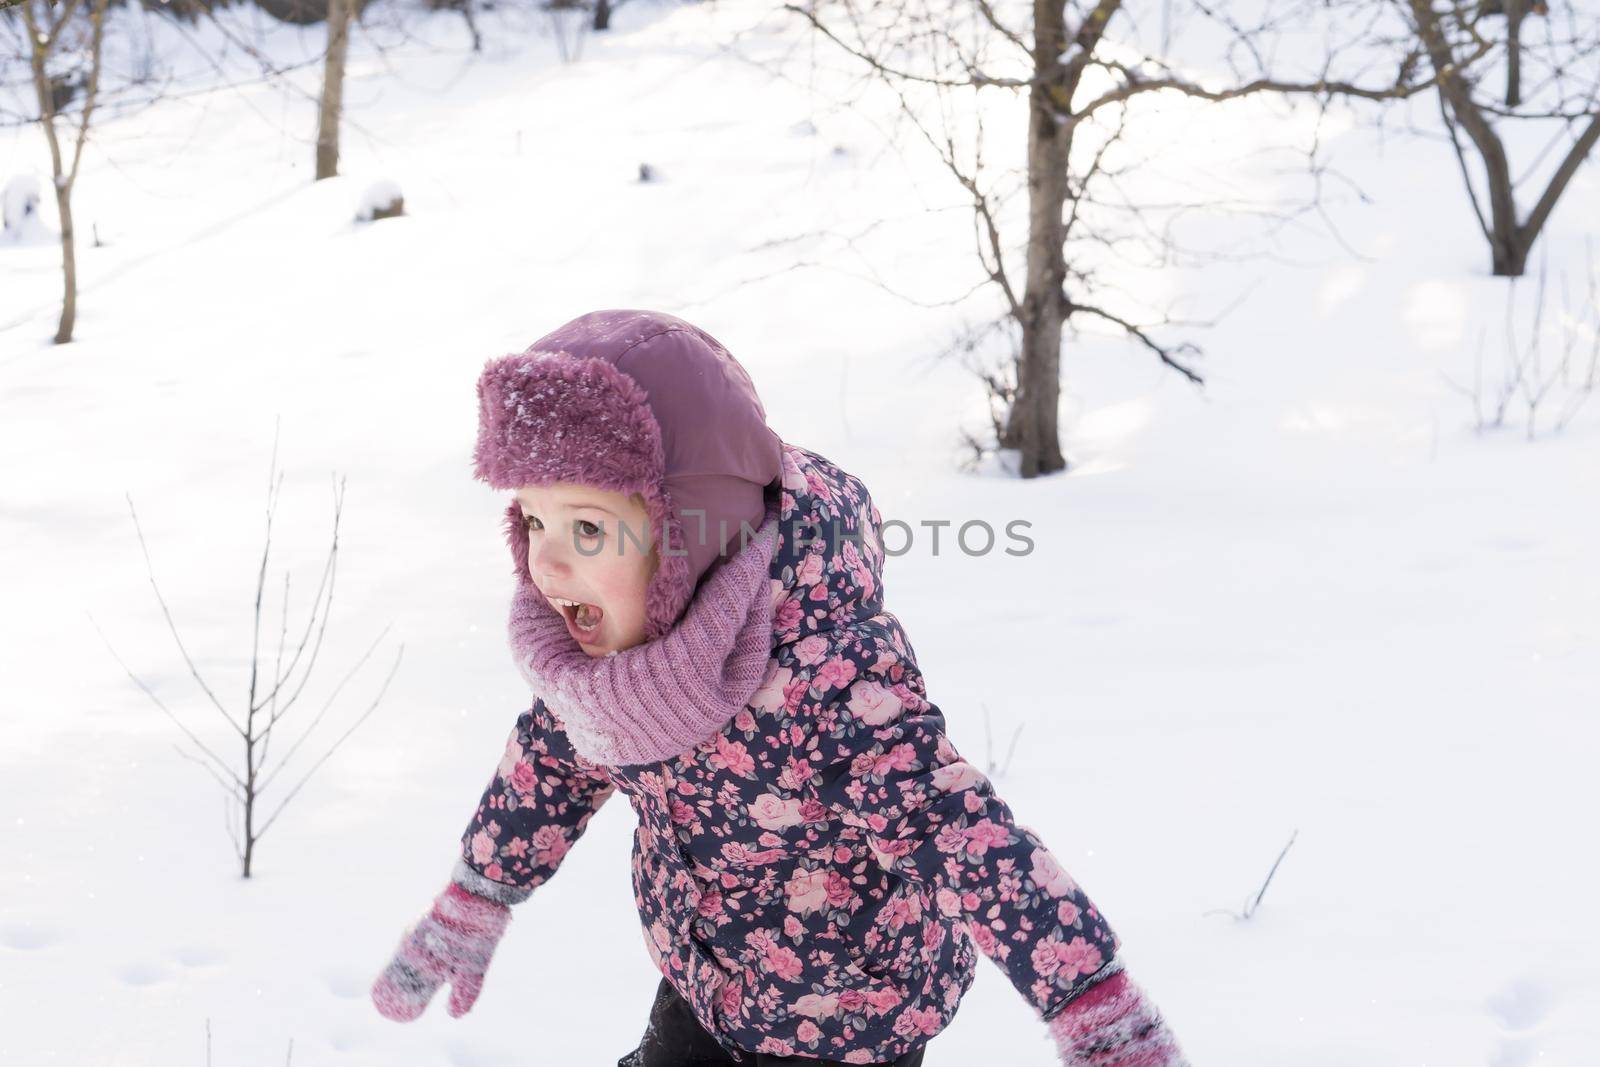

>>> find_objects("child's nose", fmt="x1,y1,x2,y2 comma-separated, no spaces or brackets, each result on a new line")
530,535,576,582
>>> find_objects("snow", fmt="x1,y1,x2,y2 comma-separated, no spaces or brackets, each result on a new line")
2,0,1598,1064
2,174,49,245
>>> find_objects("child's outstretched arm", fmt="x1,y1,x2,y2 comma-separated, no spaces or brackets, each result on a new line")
371,700,615,1021
804,639,1189,1066
455,699,617,896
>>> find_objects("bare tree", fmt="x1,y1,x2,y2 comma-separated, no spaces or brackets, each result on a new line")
543,0,594,63
1404,0,1600,277
168,0,385,184
790,1,1479,477
315,0,354,179
93,439,402,878
15,0,109,344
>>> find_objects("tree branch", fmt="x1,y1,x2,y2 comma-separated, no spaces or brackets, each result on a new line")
125,495,247,738
1062,291,1205,384
255,643,403,841
88,612,245,790
1519,111,1600,250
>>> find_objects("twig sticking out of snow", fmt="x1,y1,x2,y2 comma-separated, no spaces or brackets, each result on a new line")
1205,828,1299,922
1441,238,1600,440
199,1018,295,1063
981,703,1025,779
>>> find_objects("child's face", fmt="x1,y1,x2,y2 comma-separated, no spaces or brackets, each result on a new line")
515,483,658,657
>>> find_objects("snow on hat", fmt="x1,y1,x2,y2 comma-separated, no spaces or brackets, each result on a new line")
473,309,784,642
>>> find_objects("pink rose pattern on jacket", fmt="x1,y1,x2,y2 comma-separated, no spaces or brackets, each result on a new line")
460,443,1122,1063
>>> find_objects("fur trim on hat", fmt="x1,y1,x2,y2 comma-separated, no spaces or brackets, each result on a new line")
474,349,693,641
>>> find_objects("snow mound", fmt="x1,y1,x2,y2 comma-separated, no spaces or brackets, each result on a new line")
355,178,404,222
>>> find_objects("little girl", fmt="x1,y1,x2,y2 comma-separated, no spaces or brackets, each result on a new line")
371,310,1190,1066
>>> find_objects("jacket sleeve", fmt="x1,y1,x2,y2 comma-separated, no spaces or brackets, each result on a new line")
454,699,616,905
801,632,1126,1019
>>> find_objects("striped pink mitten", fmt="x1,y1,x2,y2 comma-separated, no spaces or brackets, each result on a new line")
371,882,512,1021
1047,971,1190,1066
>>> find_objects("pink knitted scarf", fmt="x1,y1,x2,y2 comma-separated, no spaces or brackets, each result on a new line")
506,495,780,767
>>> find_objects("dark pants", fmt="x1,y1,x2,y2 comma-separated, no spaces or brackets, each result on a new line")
618,977,928,1067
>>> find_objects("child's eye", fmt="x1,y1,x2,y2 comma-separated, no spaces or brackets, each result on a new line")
575,520,603,539
523,513,542,533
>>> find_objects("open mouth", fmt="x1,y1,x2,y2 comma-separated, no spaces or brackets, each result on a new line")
548,596,604,637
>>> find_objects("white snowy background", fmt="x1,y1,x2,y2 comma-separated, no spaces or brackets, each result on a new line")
2,0,1597,1064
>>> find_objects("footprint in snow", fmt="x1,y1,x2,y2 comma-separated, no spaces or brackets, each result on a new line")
115,960,172,987
326,1026,367,1053
322,967,371,999
173,945,227,967
445,1042,495,1067
1485,535,1539,553
1071,612,1127,628
0,921,64,951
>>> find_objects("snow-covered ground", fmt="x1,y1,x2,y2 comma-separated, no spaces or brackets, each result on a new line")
2,1,1598,1064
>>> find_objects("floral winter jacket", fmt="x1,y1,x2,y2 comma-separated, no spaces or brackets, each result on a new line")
459,443,1124,1063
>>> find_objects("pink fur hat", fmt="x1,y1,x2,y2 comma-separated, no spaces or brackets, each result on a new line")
473,309,784,641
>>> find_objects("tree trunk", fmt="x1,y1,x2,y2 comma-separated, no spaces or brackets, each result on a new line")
1480,137,1527,277
53,184,78,344
1504,0,1525,108
24,3,80,344
316,0,353,181
594,0,611,32
1005,0,1073,477
1456,109,1525,277
1490,229,1529,277
242,732,256,878
1411,0,1530,277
